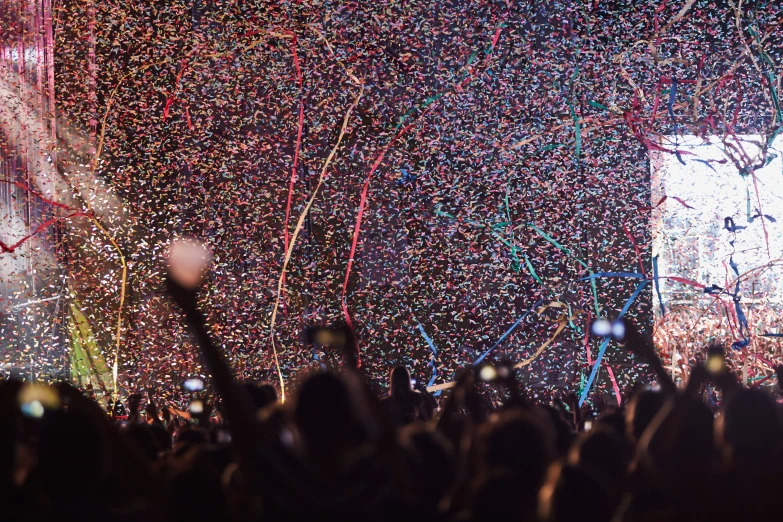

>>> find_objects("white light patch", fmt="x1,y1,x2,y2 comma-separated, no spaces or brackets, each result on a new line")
651,134,783,312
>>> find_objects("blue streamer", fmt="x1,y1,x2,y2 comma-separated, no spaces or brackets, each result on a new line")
415,321,439,391
579,280,649,406
728,256,750,350
472,298,546,366
668,78,686,166
693,159,718,172
667,78,677,123
652,255,665,316
579,337,611,407
619,280,648,318
724,217,746,233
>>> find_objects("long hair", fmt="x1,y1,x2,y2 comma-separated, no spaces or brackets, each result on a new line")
389,366,413,397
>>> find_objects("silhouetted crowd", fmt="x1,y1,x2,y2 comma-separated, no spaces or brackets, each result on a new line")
1,275,782,522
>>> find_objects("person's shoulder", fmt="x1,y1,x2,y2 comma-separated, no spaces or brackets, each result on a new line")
410,390,427,402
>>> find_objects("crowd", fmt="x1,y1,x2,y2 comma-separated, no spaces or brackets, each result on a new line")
0,273,782,522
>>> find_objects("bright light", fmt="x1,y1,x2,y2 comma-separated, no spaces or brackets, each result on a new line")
651,134,783,311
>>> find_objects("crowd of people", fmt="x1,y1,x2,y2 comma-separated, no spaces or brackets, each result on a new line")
1,274,782,522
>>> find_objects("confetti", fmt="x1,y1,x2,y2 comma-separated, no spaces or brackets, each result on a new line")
1,1,782,406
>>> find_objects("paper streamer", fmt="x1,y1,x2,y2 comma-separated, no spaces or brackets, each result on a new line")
472,298,546,366
605,363,622,405
579,279,648,406
413,319,440,394
652,255,665,316
280,30,306,310
270,80,365,400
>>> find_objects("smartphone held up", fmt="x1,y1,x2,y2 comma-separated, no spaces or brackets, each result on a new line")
18,383,60,419
183,378,204,392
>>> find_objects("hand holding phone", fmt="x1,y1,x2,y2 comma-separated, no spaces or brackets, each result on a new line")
705,345,726,375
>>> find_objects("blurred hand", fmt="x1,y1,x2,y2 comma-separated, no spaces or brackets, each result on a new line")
685,364,708,397
128,393,142,414
594,393,607,413
145,390,160,423
161,406,172,424
714,366,739,396
564,391,579,411
619,318,657,360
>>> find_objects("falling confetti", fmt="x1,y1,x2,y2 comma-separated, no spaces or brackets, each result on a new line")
1,1,782,407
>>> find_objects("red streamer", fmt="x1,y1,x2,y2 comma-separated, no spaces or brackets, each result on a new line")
280,30,305,311
0,211,90,254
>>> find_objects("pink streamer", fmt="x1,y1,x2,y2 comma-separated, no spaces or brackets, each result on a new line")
605,363,622,405
282,32,305,307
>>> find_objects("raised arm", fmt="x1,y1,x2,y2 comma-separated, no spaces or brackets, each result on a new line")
165,274,261,465
621,318,677,395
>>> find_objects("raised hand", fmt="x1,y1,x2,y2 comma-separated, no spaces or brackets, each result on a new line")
161,405,172,424
619,318,676,394
145,389,160,424
594,393,608,413
685,363,709,398
127,393,142,422
620,318,657,360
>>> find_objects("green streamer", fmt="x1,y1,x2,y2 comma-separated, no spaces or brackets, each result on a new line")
436,206,601,314
748,25,783,144
394,24,503,132
505,185,523,272
70,302,112,391
588,100,610,111
527,223,601,315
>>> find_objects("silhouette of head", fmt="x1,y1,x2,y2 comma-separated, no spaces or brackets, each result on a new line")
626,387,665,443
38,410,108,497
400,425,454,508
389,366,413,397
125,423,161,460
539,462,616,522
719,388,782,467
295,372,358,460
569,426,630,490
476,410,555,488
242,382,278,411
